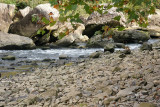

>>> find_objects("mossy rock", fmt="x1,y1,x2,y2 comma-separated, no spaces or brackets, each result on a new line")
2,55,16,60
112,67,121,72
138,102,157,107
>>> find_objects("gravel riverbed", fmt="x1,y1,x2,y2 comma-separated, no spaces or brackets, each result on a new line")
0,49,160,107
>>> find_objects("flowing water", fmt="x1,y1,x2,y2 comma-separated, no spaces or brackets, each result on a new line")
0,39,159,61
0,48,104,61
0,39,159,73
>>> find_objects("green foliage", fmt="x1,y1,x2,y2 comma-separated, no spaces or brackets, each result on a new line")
37,29,45,35
94,31,103,35
58,32,66,40
117,26,125,31
49,0,157,28
16,1,28,10
31,14,39,22
42,17,49,24
46,0,158,40
114,16,121,21
112,0,157,27
1,0,158,40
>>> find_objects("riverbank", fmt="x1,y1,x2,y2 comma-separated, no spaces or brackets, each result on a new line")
0,48,160,107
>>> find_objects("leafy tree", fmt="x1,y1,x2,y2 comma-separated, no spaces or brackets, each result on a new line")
49,0,157,27
33,0,158,39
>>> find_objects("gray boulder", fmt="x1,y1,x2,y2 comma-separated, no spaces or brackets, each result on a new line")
13,6,32,22
83,5,126,37
0,32,35,50
0,3,15,32
9,3,59,38
112,30,150,43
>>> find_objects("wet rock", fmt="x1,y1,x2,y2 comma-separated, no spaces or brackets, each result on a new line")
89,51,101,58
115,43,125,48
119,53,126,58
42,59,52,62
140,42,153,51
104,43,115,53
2,55,16,60
122,49,131,54
59,54,68,59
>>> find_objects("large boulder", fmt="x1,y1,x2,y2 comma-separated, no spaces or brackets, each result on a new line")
9,3,59,38
83,4,126,37
128,9,160,38
55,23,89,47
0,3,15,33
112,30,150,43
13,6,32,22
147,9,160,37
0,32,35,50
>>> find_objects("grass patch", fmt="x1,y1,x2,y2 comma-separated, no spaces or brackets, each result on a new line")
1,71,20,78
0,0,49,8
65,62,73,66
79,103,87,107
